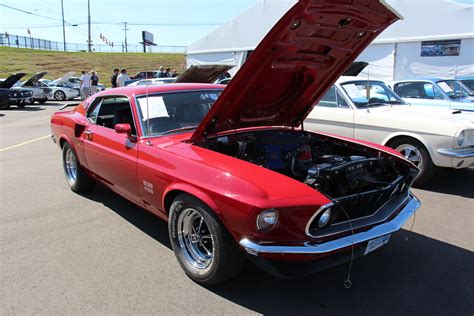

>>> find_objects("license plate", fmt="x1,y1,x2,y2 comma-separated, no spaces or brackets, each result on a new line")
364,234,390,255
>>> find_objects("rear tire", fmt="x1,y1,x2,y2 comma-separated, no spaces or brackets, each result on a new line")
169,193,245,285
62,142,95,192
387,137,436,186
37,99,47,104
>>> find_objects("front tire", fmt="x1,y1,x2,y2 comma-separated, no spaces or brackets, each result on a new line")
54,90,66,101
388,137,436,186
169,193,244,285
62,142,95,192
0,97,10,110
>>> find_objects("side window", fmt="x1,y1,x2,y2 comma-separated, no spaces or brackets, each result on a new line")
422,83,444,99
394,82,423,98
316,86,349,108
87,98,103,124
96,97,136,135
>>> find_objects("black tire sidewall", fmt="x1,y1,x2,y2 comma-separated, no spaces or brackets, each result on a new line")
0,97,9,109
169,196,222,283
62,142,94,192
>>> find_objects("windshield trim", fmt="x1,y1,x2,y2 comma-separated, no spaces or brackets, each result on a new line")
134,88,224,137
340,80,407,108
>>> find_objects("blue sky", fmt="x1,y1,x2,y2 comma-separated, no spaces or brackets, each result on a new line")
1,0,472,49
0,0,257,47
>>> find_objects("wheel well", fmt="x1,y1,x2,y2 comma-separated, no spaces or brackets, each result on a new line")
59,138,67,148
163,190,185,214
385,135,423,148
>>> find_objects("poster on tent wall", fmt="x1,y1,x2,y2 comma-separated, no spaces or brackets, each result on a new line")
421,40,461,57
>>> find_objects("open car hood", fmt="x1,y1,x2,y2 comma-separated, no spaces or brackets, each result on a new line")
343,61,369,76
0,73,26,89
191,0,400,141
23,72,47,87
56,71,75,84
175,65,232,83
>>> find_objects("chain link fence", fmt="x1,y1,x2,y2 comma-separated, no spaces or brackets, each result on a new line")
0,33,186,53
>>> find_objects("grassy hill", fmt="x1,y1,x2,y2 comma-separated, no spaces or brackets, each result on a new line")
0,46,185,87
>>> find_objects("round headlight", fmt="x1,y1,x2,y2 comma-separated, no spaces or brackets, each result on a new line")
317,208,332,227
457,131,465,147
256,209,278,231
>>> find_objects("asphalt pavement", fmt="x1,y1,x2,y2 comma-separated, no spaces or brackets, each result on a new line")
1,101,473,315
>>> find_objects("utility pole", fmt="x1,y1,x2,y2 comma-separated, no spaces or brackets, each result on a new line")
87,0,92,52
61,0,66,51
123,22,129,53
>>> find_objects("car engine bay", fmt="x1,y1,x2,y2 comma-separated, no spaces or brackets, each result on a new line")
201,130,413,199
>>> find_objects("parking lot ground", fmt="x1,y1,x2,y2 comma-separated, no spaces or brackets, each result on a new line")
1,101,473,315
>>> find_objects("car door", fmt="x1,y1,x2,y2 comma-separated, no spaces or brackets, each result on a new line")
82,96,141,204
304,86,355,138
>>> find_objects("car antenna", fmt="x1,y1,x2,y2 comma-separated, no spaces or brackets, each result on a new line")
366,64,371,112
145,81,151,145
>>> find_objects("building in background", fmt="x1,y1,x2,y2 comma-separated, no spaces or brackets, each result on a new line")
186,0,474,81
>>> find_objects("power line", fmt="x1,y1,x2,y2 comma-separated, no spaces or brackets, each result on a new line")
0,3,76,25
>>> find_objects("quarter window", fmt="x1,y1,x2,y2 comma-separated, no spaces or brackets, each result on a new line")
316,86,349,108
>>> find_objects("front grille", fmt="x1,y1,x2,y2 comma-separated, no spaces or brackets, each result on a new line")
307,176,407,239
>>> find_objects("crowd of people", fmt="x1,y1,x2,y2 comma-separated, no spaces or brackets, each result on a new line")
79,66,179,100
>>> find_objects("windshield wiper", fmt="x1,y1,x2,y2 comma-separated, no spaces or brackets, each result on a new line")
159,126,198,135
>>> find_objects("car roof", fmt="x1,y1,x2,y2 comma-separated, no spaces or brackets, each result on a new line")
394,77,451,83
336,76,386,84
96,83,225,97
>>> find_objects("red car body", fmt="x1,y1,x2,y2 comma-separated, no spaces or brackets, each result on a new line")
51,0,420,283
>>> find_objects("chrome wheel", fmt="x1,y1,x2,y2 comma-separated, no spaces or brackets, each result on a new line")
396,144,423,168
64,148,78,185
177,208,215,269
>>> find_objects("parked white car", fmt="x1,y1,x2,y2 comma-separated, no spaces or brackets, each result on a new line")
127,78,176,86
52,75,105,92
305,77,474,185
44,72,80,101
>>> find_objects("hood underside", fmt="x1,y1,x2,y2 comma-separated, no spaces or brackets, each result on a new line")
0,73,26,89
175,65,232,84
191,0,400,141
23,72,47,87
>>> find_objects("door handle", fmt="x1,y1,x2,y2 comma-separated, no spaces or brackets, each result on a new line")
84,131,93,135
84,130,93,140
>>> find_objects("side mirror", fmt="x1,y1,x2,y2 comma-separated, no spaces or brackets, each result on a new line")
115,123,132,134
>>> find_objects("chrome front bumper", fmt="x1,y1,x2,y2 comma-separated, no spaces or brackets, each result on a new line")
437,148,474,158
240,194,421,256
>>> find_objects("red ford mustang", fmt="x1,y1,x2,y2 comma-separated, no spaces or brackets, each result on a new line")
51,0,420,285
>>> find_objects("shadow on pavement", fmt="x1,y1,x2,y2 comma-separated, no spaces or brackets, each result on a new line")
81,184,472,315
421,167,474,198
1,106,45,112
82,185,171,249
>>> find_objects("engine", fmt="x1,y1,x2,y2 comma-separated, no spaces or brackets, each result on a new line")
202,130,409,199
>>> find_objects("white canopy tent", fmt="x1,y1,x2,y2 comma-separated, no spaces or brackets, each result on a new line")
186,0,474,80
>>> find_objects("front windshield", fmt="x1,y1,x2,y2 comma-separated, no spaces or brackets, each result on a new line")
341,81,405,108
136,90,222,136
437,80,473,99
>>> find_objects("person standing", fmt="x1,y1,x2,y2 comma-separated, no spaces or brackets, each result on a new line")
90,70,99,95
111,68,119,88
155,66,164,78
80,71,91,100
164,68,172,78
116,69,131,87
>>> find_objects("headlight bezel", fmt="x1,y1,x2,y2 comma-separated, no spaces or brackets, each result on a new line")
256,209,279,231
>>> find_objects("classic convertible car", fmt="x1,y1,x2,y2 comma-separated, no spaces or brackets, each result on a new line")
305,77,474,185
51,0,421,285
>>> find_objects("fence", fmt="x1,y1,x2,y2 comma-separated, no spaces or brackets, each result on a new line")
0,33,186,54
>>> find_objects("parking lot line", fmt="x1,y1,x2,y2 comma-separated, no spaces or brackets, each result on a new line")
0,135,51,152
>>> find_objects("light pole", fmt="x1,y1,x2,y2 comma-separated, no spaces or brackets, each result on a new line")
123,22,129,53
61,0,66,51
87,0,92,52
